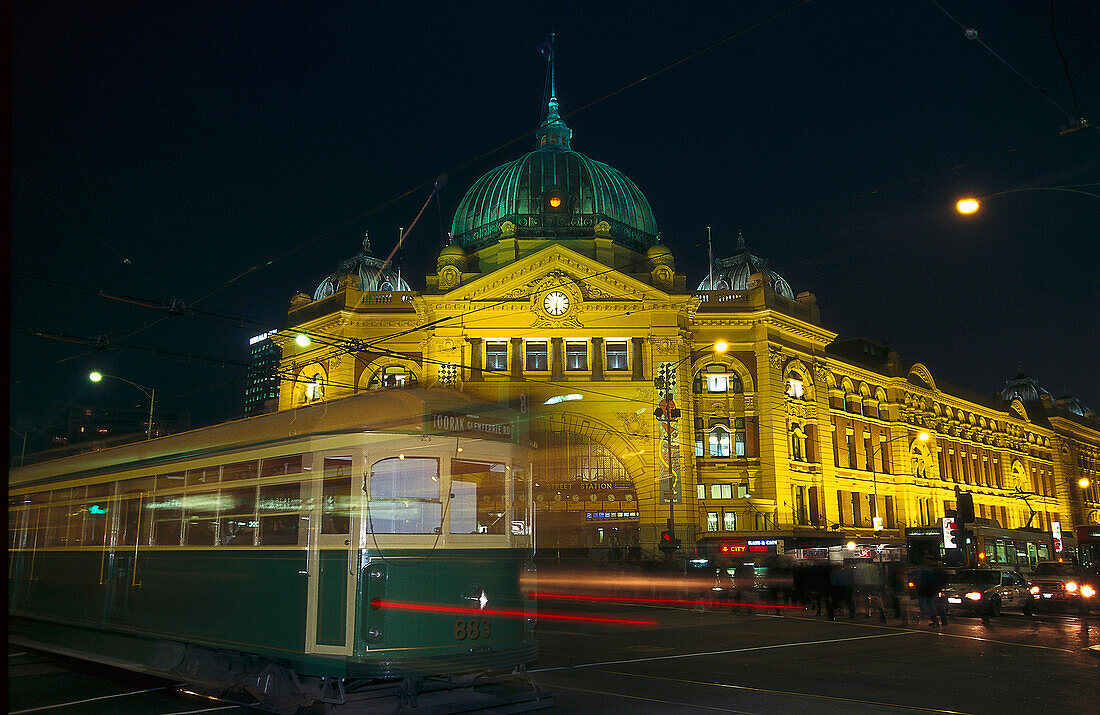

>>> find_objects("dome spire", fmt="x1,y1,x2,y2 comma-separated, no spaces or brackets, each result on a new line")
536,33,572,149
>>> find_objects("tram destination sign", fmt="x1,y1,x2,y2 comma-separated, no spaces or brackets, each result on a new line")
430,411,513,440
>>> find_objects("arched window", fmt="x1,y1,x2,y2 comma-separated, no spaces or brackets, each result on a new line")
368,365,419,390
298,370,326,404
709,425,732,458
790,423,806,462
694,364,743,394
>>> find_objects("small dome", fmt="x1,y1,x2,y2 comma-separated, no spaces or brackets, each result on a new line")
697,232,794,299
647,244,674,265
314,233,411,300
998,373,1051,404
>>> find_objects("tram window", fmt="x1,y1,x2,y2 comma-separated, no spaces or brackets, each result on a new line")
43,489,71,547
187,466,219,487
152,473,185,546
184,488,219,546
367,457,442,534
219,486,258,545
322,457,353,534
222,460,258,482
261,454,302,478
117,477,154,545
259,482,301,545
511,466,530,524
66,486,87,546
450,460,506,535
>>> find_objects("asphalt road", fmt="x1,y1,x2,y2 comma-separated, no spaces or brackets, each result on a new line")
10,605,1099,713
529,600,1100,714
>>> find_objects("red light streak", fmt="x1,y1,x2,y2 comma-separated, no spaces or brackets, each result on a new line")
377,600,657,626
533,592,803,610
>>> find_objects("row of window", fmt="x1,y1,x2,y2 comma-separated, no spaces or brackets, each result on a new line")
8,455,519,550
485,340,630,372
695,483,750,500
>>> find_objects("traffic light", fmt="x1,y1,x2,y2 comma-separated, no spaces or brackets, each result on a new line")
658,530,681,554
959,527,974,546
956,490,975,524
948,520,961,545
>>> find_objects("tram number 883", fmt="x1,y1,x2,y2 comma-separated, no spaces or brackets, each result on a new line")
454,619,491,641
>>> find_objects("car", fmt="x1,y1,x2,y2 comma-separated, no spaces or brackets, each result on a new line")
938,568,1030,618
1025,561,1098,616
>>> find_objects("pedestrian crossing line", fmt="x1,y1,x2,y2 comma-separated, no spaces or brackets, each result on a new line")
596,670,970,714
774,610,1082,653
529,631,913,672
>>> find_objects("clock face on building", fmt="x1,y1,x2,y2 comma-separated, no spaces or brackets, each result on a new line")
543,291,569,316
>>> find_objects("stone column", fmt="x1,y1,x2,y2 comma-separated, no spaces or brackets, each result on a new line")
591,337,604,381
551,338,564,381
510,338,523,379
631,337,645,381
468,337,482,382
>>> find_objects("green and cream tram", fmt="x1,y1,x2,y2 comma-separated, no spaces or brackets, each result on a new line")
8,389,539,711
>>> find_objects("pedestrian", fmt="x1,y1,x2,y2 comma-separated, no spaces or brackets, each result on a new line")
916,562,941,626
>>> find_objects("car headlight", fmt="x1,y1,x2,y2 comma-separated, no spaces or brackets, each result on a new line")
965,591,983,601
1065,582,1078,593
1030,585,1040,594
1081,585,1096,598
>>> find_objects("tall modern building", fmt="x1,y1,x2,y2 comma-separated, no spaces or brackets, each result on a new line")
243,330,282,416
273,79,1100,559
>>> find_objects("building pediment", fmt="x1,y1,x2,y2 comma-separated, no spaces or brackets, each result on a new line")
438,244,675,305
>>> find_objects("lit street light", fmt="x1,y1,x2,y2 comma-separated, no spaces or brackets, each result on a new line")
955,184,1100,215
89,372,156,440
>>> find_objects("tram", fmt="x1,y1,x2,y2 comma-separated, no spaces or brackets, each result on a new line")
906,520,1055,572
8,389,542,712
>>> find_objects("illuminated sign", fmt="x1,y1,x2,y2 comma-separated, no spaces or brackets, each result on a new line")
249,329,277,345
942,517,957,549
430,412,512,438
1052,521,1062,552
719,541,748,555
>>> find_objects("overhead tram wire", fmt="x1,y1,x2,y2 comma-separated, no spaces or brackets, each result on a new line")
139,0,815,316
929,0,1087,128
31,0,1080,379
12,170,180,301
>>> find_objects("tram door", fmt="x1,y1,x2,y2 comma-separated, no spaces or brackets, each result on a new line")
305,454,358,655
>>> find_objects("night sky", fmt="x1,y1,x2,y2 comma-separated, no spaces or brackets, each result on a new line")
11,1,1099,453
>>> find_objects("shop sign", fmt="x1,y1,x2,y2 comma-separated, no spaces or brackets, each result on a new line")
1052,521,1062,552
719,541,748,555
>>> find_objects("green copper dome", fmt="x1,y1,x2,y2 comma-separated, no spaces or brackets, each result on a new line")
449,97,659,251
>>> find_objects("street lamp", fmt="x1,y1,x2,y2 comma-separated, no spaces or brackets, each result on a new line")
652,341,728,550
870,431,930,531
955,184,1099,215
89,371,156,440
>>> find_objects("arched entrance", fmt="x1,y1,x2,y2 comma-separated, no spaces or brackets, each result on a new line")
533,431,639,556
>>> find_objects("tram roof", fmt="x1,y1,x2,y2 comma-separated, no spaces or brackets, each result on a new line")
10,389,524,489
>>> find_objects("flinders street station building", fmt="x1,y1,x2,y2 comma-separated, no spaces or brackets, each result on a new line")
272,88,1100,562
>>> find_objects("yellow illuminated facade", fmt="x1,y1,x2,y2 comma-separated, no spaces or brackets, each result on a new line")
274,90,1099,559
